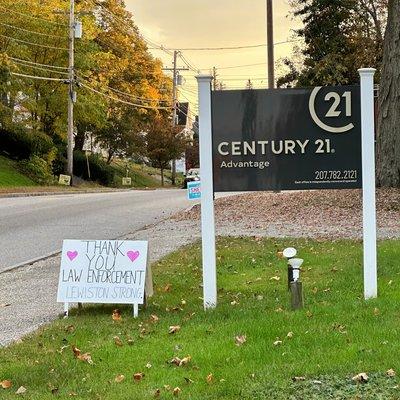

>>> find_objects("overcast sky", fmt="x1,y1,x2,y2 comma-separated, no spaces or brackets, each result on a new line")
124,1,302,107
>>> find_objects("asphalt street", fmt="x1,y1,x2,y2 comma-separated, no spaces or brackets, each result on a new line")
0,189,192,271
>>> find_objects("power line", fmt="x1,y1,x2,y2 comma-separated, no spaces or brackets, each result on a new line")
8,57,68,70
150,39,300,52
80,82,173,110
0,34,69,51
179,53,199,73
0,5,68,27
11,60,70,76
10,72,66,82
76,72,171,104
0,22,67,39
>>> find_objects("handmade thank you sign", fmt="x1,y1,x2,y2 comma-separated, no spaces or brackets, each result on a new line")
57,240,151,305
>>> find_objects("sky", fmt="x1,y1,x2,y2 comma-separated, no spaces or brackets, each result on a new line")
125,0,303,112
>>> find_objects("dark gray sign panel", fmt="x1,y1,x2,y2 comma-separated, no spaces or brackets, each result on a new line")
212,86,362,192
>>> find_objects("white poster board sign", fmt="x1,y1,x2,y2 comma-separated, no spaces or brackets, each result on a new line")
57,240,151,316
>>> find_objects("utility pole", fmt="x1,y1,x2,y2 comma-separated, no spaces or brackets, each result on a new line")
266,0,275,89
67,0,75,181
163,51,189,186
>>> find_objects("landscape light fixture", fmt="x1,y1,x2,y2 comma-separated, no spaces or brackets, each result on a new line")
288,258,304,282
283,247,297,288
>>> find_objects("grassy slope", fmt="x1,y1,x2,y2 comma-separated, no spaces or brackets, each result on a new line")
111,160,168,188
0,156,37,187
1,238,400,399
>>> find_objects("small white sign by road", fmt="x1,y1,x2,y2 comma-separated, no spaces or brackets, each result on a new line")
57,239,152,317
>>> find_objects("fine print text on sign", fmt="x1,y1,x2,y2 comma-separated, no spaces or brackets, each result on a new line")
57,240,149,304
187,181,201,200
212,86,362,191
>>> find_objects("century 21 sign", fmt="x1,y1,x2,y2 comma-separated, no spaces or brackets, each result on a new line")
211,86,362,191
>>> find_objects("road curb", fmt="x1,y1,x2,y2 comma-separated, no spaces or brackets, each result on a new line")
0,189,134,198
0,251,61,275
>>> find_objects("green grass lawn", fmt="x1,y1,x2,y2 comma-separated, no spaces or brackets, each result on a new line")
1,237,400,399
0,156,37,187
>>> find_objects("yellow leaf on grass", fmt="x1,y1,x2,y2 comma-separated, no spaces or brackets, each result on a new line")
387,369,396,377
173,387,181,396
114,336,123,347
150,314,159,323
115,374,125,383
235,335,247,346
168,325,181,334
15,386,27,395
273,340,283,346
352,372,369,383
206,374,214,383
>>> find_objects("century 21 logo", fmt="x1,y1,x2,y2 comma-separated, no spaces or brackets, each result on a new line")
309,87,354,134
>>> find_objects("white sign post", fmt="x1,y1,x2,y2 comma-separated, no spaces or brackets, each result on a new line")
196,75,217,309
57,240,152,318
359,68,377,299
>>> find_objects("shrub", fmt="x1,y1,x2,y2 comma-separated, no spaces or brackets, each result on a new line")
20,155,55,185
0,125,55,160
73,151,115,185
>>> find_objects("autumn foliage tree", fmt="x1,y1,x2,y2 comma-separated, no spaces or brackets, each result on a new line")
146,118,188,186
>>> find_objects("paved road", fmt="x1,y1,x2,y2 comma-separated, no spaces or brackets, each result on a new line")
0,189,192,271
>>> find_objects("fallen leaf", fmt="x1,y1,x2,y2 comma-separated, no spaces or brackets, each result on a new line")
287,332,294,339
273,340,283,346
150,314,159,323
173,387,181,396
112,309,122,322
146,362,152,369
0,303,11,308
72,346,93,364
127,338,134,346
164,284,172,292
275,307,284,313
65,325,75,333
114,336,123,347
230,300,239,306
179,356,191,366
256,295,264,300
373,307,380,316
181,300,187,306
114,374,125,383
270,276,280,282
133,372,144,381
235,335,247,346
306,311,313,318
154,389,161,398
352,372,369,383
292,376,306,382
1,380,12,389
387,369,396,377
168,325,181,334
169,357,182,366
184,377,194,384
206,374,214,383
15,386,27,395
277,251,284,258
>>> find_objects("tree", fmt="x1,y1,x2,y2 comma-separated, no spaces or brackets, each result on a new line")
146,118,188,186
376,0,399,187
280,0,387,87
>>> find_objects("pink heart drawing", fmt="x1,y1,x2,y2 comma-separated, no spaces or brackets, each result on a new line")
127,250,140,262
67,250,78,261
